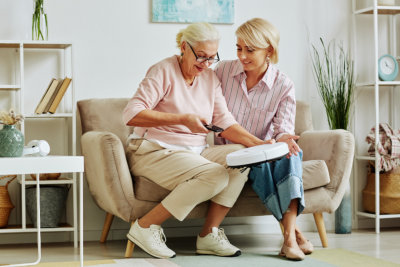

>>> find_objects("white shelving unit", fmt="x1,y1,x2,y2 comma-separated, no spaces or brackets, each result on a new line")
0,41,77,242
352,1,400,233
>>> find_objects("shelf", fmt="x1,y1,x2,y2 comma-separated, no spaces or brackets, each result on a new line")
356,155,375,161
357,211,400,219
24,113,74,119
0,41,72,49
17,177,74,185
356,81,400,87
0,85,20,90
355,6,400,15
0,223,73,233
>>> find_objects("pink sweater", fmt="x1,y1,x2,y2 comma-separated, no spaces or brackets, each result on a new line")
123,55,237,146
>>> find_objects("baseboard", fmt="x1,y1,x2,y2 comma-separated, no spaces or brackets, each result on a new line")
356,217,400,230
0,213,339,244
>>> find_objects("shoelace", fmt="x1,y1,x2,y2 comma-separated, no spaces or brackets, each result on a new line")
151,227,167,247
216,228,230,245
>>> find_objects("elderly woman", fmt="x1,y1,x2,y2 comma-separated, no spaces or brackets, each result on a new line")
214,18,313,261
122,22,273,259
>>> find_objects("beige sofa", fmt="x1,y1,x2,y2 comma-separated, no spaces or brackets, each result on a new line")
77,98,354,257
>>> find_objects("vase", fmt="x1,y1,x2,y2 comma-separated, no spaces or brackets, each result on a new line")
32,0,48,40
0,125,24,157
335,182,352,234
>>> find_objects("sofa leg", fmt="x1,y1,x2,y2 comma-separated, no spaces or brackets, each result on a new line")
313,212,328,248
125,240,135,258
100,213,114,243
125,221,135,258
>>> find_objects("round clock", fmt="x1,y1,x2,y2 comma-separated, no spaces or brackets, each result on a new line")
378,54,399,81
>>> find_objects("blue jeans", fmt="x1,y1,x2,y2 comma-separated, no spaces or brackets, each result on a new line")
249,151,305,221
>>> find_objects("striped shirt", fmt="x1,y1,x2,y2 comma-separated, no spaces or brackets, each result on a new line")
214,59,296,142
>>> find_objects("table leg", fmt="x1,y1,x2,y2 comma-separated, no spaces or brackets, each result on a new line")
80,172,84,267
4,173,42,267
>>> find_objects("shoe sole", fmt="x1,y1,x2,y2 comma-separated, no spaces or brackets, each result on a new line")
196,249,241,257
126,233,176,259
279,251,304,261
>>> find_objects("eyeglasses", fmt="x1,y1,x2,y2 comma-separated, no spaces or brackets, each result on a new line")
187,42,220,64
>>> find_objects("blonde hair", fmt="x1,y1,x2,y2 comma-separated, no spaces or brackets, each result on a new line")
236,18,280,64
176,22,220,48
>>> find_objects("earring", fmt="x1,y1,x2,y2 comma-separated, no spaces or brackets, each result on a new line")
266,56,270,63
181,52,184,56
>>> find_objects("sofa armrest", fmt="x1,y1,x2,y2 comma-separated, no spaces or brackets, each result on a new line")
298,130,354,203
81,131,134,222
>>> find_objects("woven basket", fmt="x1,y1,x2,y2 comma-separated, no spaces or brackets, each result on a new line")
0,175,16,228
362,171,400,214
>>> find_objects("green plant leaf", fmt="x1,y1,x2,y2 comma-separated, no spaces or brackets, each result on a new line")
310,38,354,130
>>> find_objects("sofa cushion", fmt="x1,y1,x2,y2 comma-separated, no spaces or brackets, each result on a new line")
134,160,330,202
302,160,330,190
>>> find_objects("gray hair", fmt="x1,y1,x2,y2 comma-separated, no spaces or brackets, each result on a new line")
176,22,220,48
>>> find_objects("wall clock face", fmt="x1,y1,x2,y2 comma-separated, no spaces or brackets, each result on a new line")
378,54,399,81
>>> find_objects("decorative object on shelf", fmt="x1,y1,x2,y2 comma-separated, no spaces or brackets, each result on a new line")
378,54,399,81
30,173,61,180
364,123,400,213
378,0,395,6
23,140,50,157
311,38,355,234
366,123,400,172
26,185,68,228
0,175,17,228
0,109,25,157
32,0,48,40
363,165,400,214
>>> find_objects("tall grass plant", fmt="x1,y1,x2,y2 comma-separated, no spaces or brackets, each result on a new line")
311,38,354,130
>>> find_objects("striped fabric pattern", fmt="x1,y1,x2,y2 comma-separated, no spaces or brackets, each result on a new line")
214,59,296,141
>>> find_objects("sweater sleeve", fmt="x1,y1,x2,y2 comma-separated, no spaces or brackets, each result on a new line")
123,66,168,125
211,83,238,130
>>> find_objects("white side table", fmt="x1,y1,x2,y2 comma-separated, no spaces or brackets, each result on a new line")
0,156,84,267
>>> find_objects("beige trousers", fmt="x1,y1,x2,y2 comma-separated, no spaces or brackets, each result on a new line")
127,139,249,221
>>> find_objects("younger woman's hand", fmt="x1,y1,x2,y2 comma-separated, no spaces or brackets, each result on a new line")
264,139,276,145
277,134,300,157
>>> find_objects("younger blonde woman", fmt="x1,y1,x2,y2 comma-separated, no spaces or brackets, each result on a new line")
215,18,313,261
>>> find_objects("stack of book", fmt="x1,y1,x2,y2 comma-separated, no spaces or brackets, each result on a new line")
34,77,72,114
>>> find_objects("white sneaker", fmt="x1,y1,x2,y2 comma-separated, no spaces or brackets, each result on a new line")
196,227,241,257
127,219,176,259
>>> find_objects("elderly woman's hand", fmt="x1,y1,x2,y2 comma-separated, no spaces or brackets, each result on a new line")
277,134,300,157
182,114,209,134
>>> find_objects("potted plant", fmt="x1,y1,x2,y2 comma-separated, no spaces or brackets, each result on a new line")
310,38,355,234
32,0,48,40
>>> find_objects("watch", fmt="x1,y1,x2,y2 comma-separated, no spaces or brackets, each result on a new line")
378,54,399,81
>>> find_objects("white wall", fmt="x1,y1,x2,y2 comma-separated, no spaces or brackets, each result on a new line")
0,0,353,243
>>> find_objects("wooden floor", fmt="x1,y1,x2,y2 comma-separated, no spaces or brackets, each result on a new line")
1,229,400,265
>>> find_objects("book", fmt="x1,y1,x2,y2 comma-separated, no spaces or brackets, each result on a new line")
43,78,64,113
34,78,59,114
48,77,72,114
